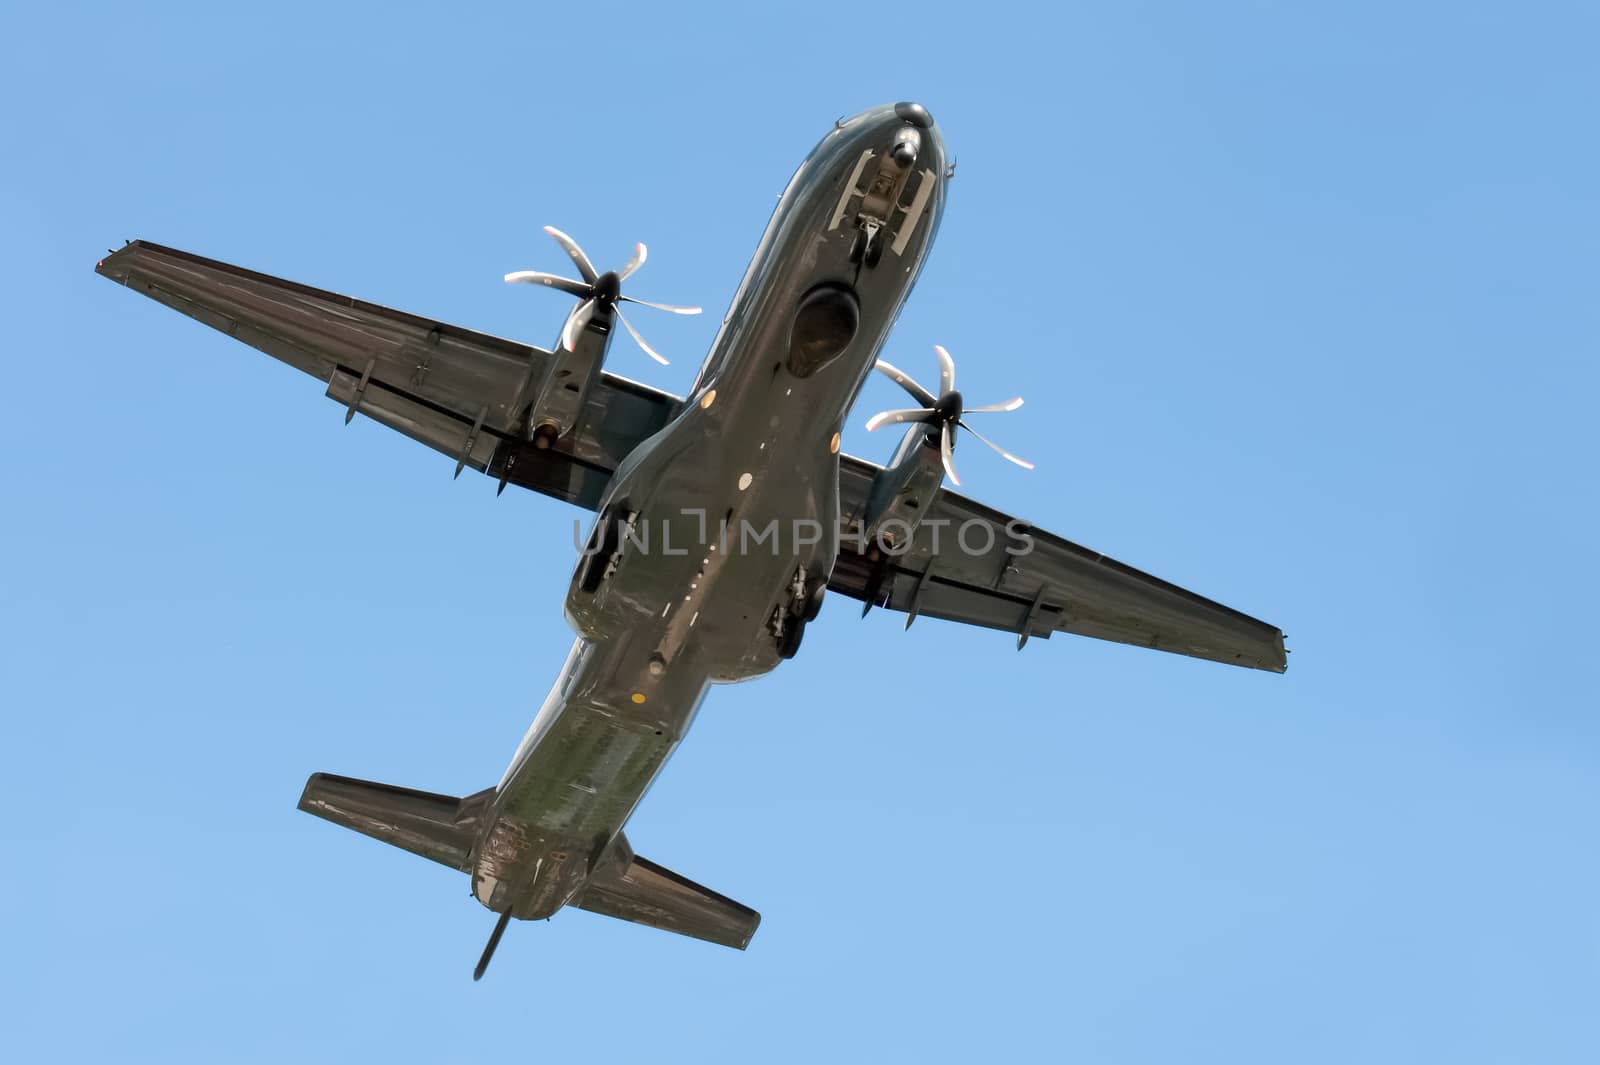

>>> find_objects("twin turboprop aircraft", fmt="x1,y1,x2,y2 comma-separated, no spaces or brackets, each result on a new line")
96,102,1286,978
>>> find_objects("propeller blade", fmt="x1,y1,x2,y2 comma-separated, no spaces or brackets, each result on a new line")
619,295,702,315
872,360,938,407
561,297,597,352
619,242,648,282
865,407,937,432
939,421,961,486
959,420,1035,470
503,270,592,298
964,396,1024,414
934,344,957,396
543,226,599,284
615,305,670,365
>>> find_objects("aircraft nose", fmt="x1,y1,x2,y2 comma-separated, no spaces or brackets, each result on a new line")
827,102,946,182
894,101,934,129
888,103,937,169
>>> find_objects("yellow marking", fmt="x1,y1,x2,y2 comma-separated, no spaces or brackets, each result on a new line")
700,389,717,410
830,431,841,454
631,692,647,705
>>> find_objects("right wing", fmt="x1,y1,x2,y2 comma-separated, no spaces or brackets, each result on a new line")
830,455,1288,672
95,241,678,509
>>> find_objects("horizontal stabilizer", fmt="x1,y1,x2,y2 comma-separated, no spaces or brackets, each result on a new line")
298,773,492,872
572,834,760,950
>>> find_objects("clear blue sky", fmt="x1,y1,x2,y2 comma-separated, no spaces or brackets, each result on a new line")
3,2,1596,1061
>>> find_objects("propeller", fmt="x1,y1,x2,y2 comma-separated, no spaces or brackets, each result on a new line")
865,345,1032,487
505,226,701,365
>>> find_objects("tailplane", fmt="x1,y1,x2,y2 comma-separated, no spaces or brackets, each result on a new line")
297,772,492,872
297,777,759,975
573,833,760,950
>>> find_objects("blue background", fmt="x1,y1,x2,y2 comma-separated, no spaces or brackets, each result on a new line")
3,2,1596,1060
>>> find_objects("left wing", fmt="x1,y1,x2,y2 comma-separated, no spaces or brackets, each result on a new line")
95,241,676,509
829,456,1288,672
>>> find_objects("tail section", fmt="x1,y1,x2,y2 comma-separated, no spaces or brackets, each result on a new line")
573,833,761,950
298,777,760,969
297,773,492,872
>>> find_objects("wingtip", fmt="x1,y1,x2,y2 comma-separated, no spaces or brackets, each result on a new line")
94,240,138,277
295,771,329,814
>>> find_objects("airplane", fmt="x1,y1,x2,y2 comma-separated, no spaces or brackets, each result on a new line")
95,102,1287,979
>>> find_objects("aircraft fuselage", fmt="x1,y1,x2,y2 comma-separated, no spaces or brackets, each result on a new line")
472,104,948,918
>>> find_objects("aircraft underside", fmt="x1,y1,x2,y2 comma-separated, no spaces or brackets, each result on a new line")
96,100,1285,978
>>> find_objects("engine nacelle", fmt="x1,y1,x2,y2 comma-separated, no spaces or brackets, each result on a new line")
858,423,945,552
525,302,615,444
